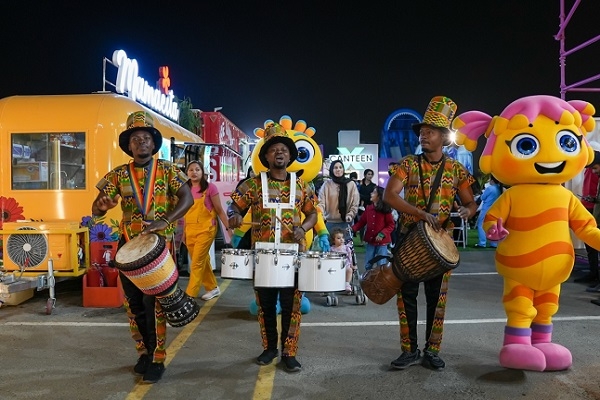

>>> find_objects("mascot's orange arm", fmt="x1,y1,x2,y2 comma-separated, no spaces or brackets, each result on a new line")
482,191,510,233
314,206,328,237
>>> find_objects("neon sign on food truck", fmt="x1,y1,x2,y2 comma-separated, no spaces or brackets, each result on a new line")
112,49,180,121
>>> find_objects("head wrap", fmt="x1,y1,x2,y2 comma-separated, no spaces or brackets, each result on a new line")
329,160,351,220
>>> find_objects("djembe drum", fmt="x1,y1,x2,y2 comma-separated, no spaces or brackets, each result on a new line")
360,221,460,304
113,233,200,327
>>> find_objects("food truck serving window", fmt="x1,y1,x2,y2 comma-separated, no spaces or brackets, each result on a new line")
11,132,86,190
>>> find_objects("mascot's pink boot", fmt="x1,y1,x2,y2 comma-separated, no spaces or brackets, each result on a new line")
499,327,546,371
531,323,572,371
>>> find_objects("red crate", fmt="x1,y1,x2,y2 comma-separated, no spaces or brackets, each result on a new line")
83,274,124,308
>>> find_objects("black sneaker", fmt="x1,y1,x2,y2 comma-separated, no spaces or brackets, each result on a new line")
390,349,421,370
281,355,302,372
142,362,165,383
133,354,151,375
422,350,445,370
256,349,278,365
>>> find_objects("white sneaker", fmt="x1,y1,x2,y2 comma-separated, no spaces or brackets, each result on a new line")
201,287,221,301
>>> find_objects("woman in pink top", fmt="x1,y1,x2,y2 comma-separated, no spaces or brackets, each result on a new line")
183,161,229,300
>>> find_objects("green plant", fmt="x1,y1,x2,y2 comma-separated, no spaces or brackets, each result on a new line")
177,97,201,134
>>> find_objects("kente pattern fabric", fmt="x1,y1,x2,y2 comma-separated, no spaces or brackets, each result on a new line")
96,159,188,239
391,155,475,231
231,175,317,245
124,297,167,363
396,270,450,354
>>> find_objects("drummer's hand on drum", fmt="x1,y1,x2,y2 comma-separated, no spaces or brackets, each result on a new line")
418,209,441,231
142,219,169,234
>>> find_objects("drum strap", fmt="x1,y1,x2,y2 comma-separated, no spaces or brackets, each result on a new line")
127,159,158,218
366,158,451,278
417,154,446,214
380,155,447,268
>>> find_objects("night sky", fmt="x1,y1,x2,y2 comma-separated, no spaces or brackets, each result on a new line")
2,1,599,157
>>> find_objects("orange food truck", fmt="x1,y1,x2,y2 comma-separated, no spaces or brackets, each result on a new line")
0,93,204,309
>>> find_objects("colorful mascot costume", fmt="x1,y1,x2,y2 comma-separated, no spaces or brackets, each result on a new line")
453,95,600,371
238,115,329,315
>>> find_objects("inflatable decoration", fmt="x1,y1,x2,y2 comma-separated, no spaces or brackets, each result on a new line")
453,95,600,371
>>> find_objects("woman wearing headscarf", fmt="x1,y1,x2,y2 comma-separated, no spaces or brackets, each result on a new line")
318,160,360,241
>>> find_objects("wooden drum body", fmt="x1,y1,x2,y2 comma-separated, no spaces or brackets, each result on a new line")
393,221,459,282
254,249,297,288
360,221,460,305
220,248,254,280
297,251,346,292
114,233,200,327
360,263,403,305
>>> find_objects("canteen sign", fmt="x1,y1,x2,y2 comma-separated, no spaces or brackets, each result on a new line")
329,148,374,170
112,49,180,121
329,130,379,178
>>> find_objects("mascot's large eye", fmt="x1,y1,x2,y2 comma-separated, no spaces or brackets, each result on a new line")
555,130,581,155
295,140,315,163
509,134,540,159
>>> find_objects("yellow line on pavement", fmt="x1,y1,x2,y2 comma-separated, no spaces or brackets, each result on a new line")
252,315,281,400
126,279,232,400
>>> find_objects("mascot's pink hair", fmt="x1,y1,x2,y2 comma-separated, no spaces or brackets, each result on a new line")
453,95,596,156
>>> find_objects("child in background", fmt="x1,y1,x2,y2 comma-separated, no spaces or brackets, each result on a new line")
352,186,395,271
474,175,503,248
330,228,356,293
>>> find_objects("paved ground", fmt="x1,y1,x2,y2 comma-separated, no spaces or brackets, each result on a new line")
1,248,600,400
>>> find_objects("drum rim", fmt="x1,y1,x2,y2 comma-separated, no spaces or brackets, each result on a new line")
222,248,254,255
255,249,297,255
421,220,460,264
114,233,167,271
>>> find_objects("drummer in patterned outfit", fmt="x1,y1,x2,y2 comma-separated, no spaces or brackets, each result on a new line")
91,111,193,383
228,122,318,372
383,96,477,370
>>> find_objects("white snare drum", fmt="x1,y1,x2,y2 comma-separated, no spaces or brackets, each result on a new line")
297,251,346,292
254,249,297,288
220,249,254,280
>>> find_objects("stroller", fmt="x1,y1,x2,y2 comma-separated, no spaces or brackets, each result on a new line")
325,225,367,306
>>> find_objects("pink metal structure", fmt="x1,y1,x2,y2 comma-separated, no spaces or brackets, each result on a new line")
556,0,600,99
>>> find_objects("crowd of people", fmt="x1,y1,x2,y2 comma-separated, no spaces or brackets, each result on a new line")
91,98,600,383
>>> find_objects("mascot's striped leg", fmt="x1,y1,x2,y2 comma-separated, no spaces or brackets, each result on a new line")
500,327,546,371
531,323,572,371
